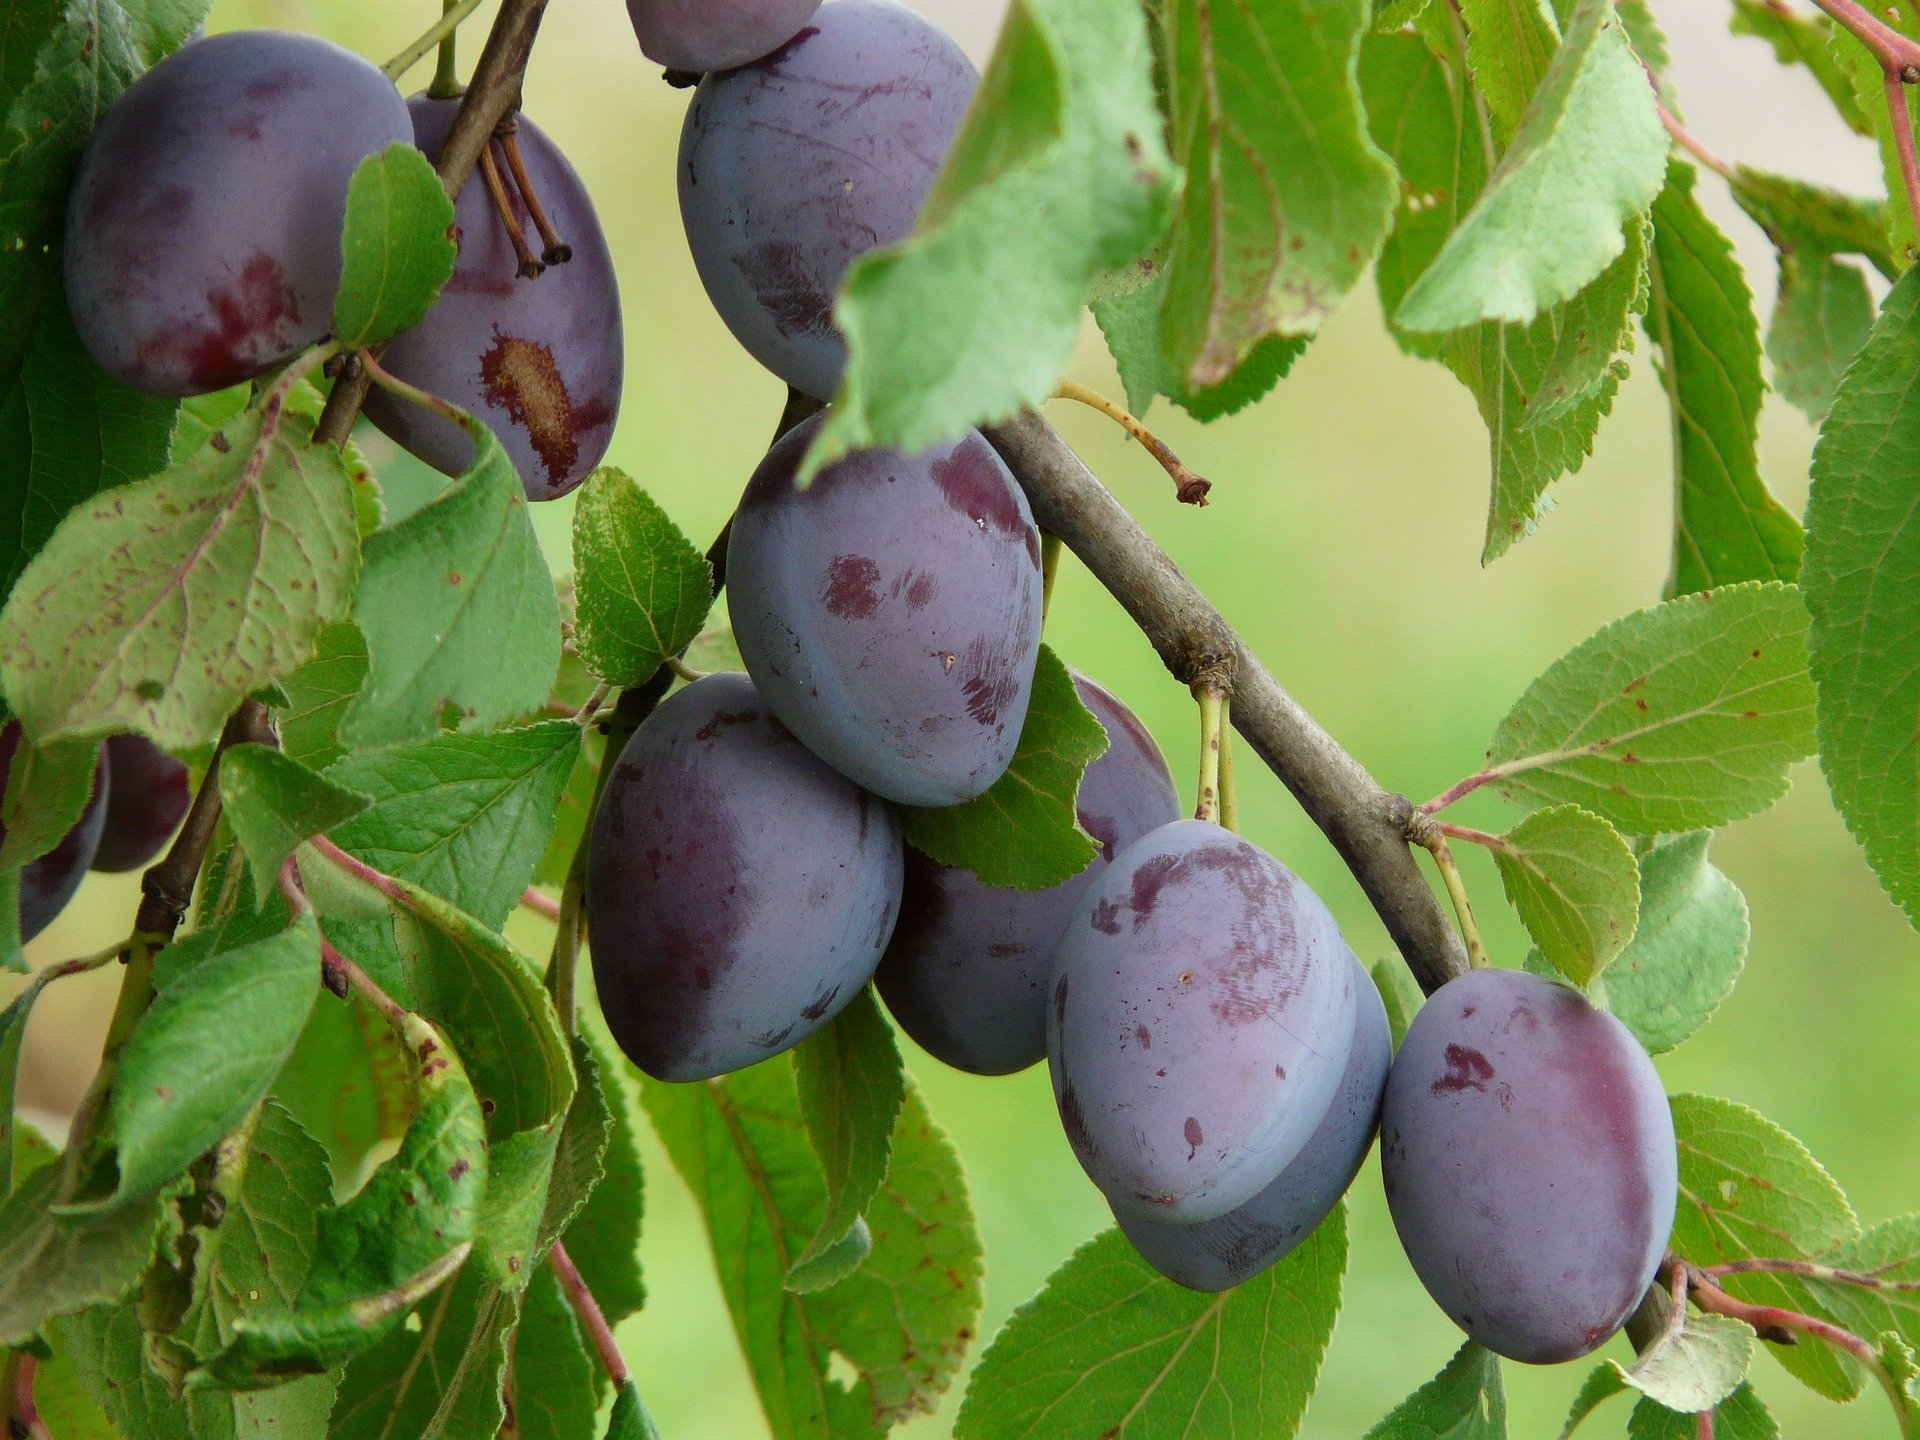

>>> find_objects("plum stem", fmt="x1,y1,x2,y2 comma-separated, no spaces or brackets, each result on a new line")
663,655,708,685
520,886,561,922
1193,686,1226,825
1681,1260,1918,1438
357,351,471,430
478,139,546,279
984,411,1471,993
1052,379,1211,505
1410,818,1491,970
1218,709,1240,833
383,0,486,83
572,680,614,725
496,118,572,264
317,0,557,449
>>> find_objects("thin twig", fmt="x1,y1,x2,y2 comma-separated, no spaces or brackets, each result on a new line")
496,117,571,264
1052,379,1212,505
478,140,545,279
382,0,486,81
571,680,613,725
1884,69,1920,243
1702,1256,1920,1290
1813,0,1920,73
520,887,562,922
1656,100,1735,181
985,412,1471,993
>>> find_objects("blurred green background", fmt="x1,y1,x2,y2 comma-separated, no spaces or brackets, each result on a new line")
7,1,1917,1435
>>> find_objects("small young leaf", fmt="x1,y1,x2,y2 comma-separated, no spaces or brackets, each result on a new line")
571,467,713,688
218,744,372,902
1727,0,1867,134
1804,266,1920,927
1669,1094,1862,1399
955,1215,1344,1440
804,0,1175,470
0,404,360,748
788,989,906,1292
1643,161,1803,597
1370,958,1422,1050
198,1012,486,1386
325,721,581,930
275,621,370,770
1486,582,1816,834
0,293,176,602
1152,0,1398,390
606,1382,663,1440
639,1063,981,1435
1627,1382,1778,1440
1610,1309,1753,1413
1362,1340,1505,1439
89,913,322,1210
1604,833,1747,1055
0,1165,174,1348
899,644,1107,889
344,419,561,746
1490,804,1640,987
333,143,458,350
1395,0,1667,331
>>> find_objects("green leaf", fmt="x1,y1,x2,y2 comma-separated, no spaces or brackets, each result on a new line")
273,990,412,1197
218,743,372,903
1728,0,1867,134
275,621,369,770
639,1064,982,1438
89,914,320,1210
1370,958,1422,1050
1766,247,1874,425
1604,833,1748,1055
1457,0,1558,145
570,467,713,688
559,1029,645,1326
328,1265,519,1440
1362,1341,1505,1438
1,966,69,1191
0,1164,173,1348
1804,265,1920,927
1485,582,1817,834
1669,1094,1862,1399
899,644,1107,889
1395,0,1667,331
1802,1215,1920,1391
0,734,101,970
804,0,1175,470
1831,15,1920,263
1362,18,1643,563
0,294,176,602
1152,0,1397,390
28,1341,119,1440
0,404,360,748
1489,804,1639,987
333,143,458,350
955,1215,1344,1440
1627,1383,1777,1440
533,724,601,887
343,419,561,746
516,1264,602,1440
1728,168,1896,276
1610,1308,1753,1413
197,1011,486,1386
325,721,580,930
788,989,906,1292
1644,161,1804,597
1559,1364,1626,1438
607,1383,663,1440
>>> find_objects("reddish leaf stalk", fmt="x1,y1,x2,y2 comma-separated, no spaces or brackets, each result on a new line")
1703,1256,1920,1290
550,1239,630,1388
520,887,562,921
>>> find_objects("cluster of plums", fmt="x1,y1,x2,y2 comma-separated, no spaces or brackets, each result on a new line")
0,729,191,942
46,0,1681,1369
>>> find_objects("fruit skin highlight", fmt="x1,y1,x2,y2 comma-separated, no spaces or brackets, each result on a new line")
626,0,824,73
64,30,411,396
1381,966,1678,1364
1118,954,1391,1291
586,672,903,1082
727,412,1043,808
877,674,1180,1075
677,0,977,398
362,98,624,501
1049,819,1360,1225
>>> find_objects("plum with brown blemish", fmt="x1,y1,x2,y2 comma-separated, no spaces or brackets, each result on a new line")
876,675,1179,1075
90,735,191,873
1380,966,1676,1364
1047,819,1360,1224
1117,954,1390,1290
586,672,903,1081
677,0,976,397
727,410,1043,806
63,30,411,395
361,98,622,501
627,0,823,72
0,724,111,944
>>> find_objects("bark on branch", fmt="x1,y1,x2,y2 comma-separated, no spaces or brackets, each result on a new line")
984,410,1471,995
